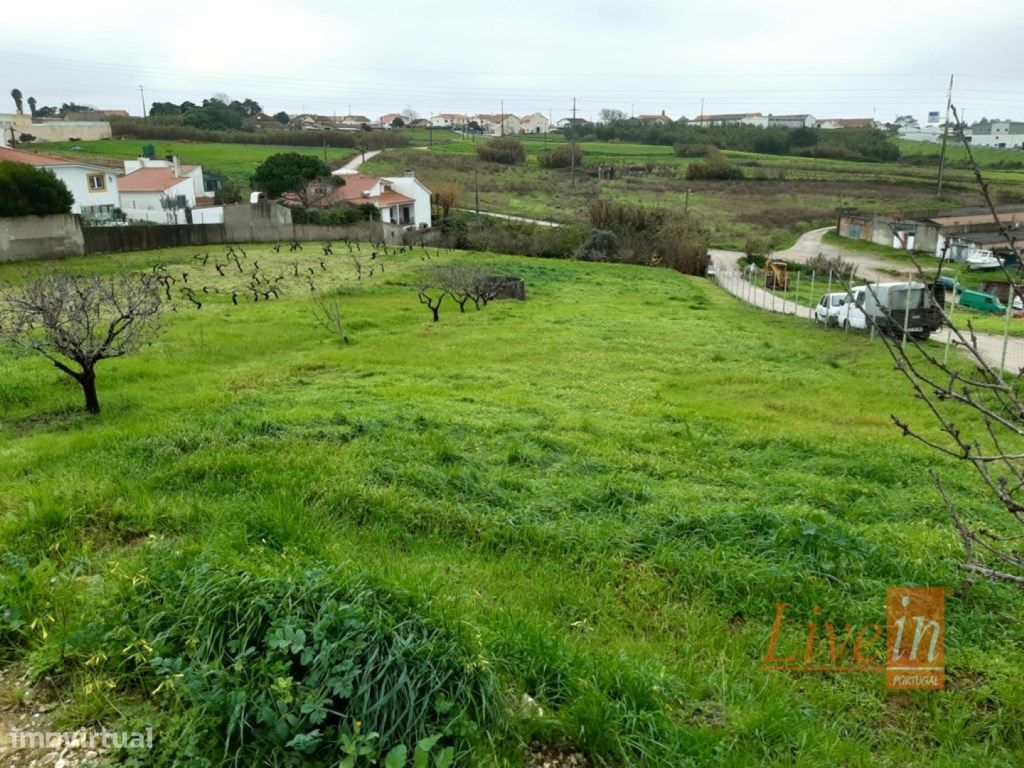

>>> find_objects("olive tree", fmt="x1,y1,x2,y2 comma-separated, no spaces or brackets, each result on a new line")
0,271,163,413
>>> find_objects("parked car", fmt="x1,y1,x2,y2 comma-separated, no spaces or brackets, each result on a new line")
814,292,850,326
958,289,1006,315
966,252,1002,271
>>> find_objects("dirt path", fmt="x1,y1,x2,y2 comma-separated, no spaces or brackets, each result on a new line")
336,149,382,173
456,209,564,227
774,227,909,280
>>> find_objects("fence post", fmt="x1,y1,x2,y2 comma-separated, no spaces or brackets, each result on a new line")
902,271,911,349
1001,282,1013,372
809,271,816,322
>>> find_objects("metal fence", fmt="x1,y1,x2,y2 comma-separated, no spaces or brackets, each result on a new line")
711,264,1024,374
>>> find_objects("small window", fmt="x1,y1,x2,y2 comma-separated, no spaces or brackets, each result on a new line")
87,173,106,192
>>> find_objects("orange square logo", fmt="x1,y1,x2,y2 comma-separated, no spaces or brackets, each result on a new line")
886,587,945,690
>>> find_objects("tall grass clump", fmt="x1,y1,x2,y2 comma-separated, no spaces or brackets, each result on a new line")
475,138,526,165
98,547,506,765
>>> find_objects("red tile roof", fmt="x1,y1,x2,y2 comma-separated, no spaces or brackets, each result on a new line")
0,146,78,166
336,174,380,201
118,167,192,193
370,191,414,206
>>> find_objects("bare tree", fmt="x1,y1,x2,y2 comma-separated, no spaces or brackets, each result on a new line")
0,272,163,413
418,283,447,322
311,292,349,344
432,183,460,220
878,105,1024,587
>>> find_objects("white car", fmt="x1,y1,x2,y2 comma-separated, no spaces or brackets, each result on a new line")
814,292,849,326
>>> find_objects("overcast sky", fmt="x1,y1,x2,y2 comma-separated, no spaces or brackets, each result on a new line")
3,1,1023,123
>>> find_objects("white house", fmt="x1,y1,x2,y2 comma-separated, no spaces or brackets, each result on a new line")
519,113,550,134
0,146,120,222
330,171,431,229
816,118,879,130
118,156,211,224
434,113,469,131
692,112,765,127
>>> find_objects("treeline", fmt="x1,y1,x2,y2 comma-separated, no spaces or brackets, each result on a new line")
110,119,408,150
574,122,900,162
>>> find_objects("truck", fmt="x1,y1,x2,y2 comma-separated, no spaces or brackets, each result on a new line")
836,281,945,340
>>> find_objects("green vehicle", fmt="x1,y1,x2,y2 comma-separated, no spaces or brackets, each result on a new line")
958,289,1006,314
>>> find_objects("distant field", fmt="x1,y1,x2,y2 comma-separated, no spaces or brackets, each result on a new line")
30,139,357,191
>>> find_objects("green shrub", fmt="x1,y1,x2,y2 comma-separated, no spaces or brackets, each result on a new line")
537,144,582,169
685,147,744,181
475,138,526,165
0,162,74,217
672,143,710,157
574,229,619,261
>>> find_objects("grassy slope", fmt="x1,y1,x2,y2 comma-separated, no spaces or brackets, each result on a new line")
30,138,357,191
1,245,1022,766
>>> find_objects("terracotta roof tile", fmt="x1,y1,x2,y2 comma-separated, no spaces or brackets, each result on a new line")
119,167,192,193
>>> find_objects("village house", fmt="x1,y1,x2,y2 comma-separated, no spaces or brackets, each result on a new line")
635,111,673,125
0,145,120,222
329,170,432,229
970,121,1024,149
519,113,550,133
378,113,403,129
118,156,211,224
434,113,468,130
766,114,816,129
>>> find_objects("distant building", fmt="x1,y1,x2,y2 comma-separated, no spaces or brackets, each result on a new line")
0,112,112,143
434,113,468,130
0,145,120,221
519,112,551,133
970,121,1024,149
838,204,1024,259
635,111,673,125
765,114,816,129
692,112,764,127
816,118,879,130
378,113,403,129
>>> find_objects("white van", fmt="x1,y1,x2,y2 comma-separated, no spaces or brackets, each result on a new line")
836,283,945,339
835,286,868,330
814,292,850,326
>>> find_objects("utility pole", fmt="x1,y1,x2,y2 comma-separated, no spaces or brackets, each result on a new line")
139,85,147,123
570,97,577,188
937,73,954,198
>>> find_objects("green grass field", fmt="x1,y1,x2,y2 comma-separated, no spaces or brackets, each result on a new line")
1,244,1023,766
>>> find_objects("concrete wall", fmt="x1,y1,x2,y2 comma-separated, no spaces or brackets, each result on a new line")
0,215,84,262
0,113,111,143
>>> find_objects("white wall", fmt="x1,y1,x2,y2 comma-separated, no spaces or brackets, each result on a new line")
384,176,431,228
50,166,120,215
191,206,224,224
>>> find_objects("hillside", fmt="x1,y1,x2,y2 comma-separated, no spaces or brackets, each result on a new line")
1,245,1021,766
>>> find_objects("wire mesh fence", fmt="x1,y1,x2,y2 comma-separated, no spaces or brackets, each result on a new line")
711,263,1024,374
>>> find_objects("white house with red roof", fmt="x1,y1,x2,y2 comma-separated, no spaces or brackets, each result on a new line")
0,146,121,221
330,170,431,229
118,156,212,223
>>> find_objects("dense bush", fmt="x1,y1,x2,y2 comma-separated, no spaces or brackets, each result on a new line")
656,215,712,275
588,199,668,235
573,229,619,261
0,162,74,216
182,101,246,131
291,206,365,225
685,146,744,180
537,143,582,168
435,213,585,258
475,137,526,165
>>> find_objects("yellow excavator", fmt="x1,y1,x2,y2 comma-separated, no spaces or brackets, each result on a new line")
764,257,789,291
